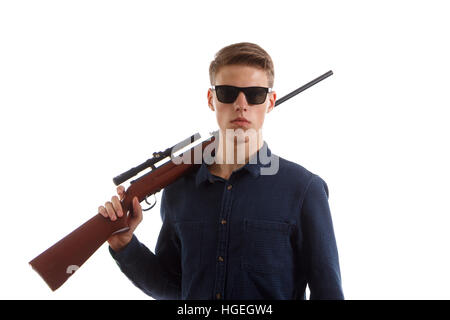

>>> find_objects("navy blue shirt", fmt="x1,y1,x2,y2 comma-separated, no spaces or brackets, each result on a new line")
109,142,344,300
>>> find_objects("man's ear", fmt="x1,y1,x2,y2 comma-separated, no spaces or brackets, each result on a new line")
207,88,215,111
266,91,276,113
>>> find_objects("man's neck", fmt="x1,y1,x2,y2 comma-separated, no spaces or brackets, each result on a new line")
208,129,263,180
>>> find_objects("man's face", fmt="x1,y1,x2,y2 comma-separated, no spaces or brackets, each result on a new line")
207,65,276,135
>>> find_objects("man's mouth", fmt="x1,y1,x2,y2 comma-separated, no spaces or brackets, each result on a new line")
231,117,250,126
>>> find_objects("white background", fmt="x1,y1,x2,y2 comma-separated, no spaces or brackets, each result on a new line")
1,0,449,299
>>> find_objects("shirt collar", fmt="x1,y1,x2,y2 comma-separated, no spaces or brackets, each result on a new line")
195,141,273,187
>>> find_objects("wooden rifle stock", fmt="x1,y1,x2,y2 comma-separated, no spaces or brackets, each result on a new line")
29,137,215,291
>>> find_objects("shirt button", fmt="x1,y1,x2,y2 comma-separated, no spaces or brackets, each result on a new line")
218,256,224,262
227,185,232,190
221,219,227,225
216,293,221,299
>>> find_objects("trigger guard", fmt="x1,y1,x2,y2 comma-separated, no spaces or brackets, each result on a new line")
142,194,157,211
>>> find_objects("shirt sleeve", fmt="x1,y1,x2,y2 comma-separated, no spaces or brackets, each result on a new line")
109,189,181,299
301,174,344,300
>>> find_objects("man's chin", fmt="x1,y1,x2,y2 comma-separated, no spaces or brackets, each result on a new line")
221,127,260,143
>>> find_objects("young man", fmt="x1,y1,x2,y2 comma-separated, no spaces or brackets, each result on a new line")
99,42,344,300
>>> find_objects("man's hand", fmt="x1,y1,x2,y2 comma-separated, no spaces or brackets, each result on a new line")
98,186,143,252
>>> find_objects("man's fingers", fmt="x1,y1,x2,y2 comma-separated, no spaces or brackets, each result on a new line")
111,196,123,217
105,201,117,221
117,186,126,200
98,206,108,218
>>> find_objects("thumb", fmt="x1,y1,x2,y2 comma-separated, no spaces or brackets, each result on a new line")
132,196,143,218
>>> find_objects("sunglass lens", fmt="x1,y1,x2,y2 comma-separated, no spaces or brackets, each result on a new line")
216,86,239,103
245,87,268,104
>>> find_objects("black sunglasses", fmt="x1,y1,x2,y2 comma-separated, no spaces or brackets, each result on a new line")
211,85,272,105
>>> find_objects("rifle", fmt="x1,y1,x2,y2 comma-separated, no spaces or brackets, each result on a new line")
29,70,334,291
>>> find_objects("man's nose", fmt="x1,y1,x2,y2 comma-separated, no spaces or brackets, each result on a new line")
233,92,248,111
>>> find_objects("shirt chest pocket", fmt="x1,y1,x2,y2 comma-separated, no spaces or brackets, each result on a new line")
242,219,293,274
174,221,204,275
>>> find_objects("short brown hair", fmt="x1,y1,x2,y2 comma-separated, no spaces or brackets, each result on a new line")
209,42,275,87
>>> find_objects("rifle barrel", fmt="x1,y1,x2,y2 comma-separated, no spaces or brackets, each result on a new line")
275,70,333,107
